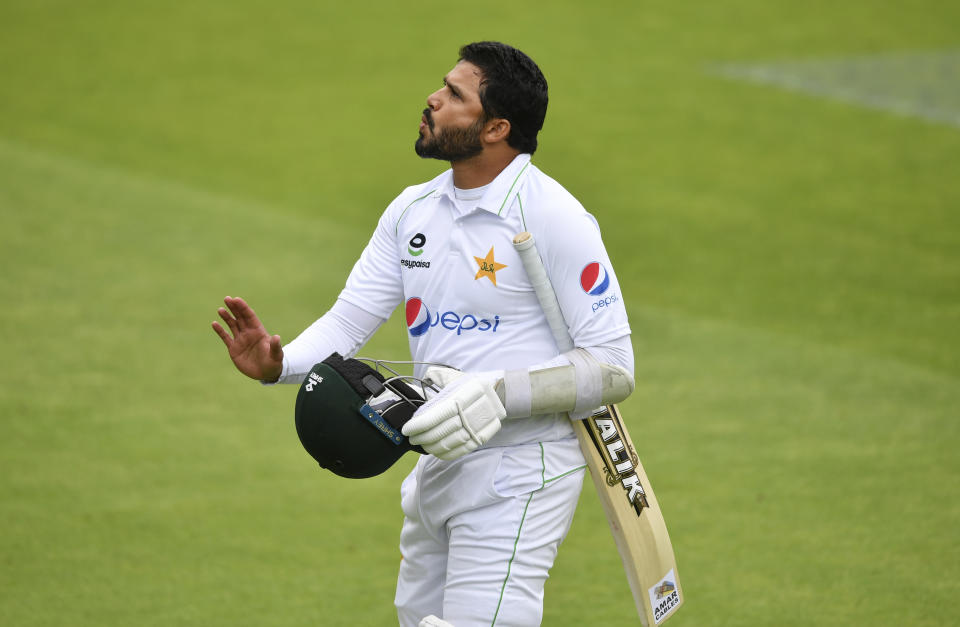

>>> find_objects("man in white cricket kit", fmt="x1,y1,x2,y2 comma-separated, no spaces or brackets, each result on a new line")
213,41,633,626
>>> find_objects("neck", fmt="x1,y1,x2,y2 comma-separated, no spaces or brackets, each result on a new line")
450,146,521,189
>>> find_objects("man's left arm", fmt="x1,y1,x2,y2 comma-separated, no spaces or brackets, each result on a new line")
401,341,634,459
403,201,634,459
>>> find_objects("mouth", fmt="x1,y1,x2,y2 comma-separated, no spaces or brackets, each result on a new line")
420,109,432,133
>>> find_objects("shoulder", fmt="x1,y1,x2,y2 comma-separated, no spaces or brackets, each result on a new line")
381,169,452,233
391,170,450,211
522,164,588,217
520,164,598,234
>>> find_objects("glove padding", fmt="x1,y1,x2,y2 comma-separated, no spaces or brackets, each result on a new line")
402,367,505,461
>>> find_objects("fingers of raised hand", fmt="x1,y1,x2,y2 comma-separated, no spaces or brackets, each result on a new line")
217,306,240,336
224,296,264,332
211,321,233,346
222,297,247,331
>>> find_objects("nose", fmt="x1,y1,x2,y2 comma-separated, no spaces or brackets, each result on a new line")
426,88,442,111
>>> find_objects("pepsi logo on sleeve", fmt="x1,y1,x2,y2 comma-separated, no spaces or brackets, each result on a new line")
581,262,620,313
580,262,610,295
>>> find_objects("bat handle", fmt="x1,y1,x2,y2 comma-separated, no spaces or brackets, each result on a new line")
512,231,575,353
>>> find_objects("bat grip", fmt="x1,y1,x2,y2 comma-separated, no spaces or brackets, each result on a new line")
512,232,575,353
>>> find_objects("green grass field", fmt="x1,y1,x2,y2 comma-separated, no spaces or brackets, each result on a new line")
2,1,958,625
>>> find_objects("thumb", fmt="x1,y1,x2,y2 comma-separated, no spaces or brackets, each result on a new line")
424,365,464,389
269,335,283,361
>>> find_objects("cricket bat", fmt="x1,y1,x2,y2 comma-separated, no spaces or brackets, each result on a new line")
512,231,683,626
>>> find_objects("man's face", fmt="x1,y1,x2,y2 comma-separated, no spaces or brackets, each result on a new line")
415,61,488,162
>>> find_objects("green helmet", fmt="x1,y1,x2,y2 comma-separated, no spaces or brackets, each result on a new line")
294,353,429,478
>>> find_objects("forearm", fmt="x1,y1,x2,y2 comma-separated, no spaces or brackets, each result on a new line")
423,334,635,418
406,335,635,459
498,334,634,419
581,334,634,377
274,299,386,384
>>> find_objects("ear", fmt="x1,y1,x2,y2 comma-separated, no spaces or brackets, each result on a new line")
483,118,511,145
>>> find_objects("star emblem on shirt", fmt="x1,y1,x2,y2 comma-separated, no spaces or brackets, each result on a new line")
473,246,507,286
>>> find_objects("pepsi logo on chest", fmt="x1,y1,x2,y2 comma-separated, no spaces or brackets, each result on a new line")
405,297,501,338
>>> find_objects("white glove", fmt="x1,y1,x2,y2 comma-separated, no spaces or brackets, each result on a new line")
422,365,466,391
419,616,455,627
402,368,505,460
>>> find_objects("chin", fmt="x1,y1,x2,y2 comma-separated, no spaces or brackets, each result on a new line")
414,139,429,158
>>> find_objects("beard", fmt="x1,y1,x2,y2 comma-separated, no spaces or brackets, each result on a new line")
415,110,485,162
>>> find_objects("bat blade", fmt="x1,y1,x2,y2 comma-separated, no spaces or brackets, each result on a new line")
574,405,683,626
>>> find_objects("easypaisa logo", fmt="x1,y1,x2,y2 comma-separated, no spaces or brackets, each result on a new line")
408,233,426,256
401,233,430,269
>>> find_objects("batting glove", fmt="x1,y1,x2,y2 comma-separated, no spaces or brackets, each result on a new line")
402,368,505,461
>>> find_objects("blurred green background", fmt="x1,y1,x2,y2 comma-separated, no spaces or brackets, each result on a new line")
1,1,958,625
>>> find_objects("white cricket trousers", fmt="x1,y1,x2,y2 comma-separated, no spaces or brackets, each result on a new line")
395,438,585,627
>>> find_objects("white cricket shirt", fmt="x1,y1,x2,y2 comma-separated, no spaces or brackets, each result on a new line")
336,153,631,447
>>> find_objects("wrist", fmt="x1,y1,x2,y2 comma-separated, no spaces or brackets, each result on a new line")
260,361,283,384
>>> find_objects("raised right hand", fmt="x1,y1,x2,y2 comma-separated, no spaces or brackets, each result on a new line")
212,296,284,382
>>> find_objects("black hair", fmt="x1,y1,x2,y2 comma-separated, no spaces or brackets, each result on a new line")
458,41,548,155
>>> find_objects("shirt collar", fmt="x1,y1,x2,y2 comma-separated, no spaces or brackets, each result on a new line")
436,153,532,219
